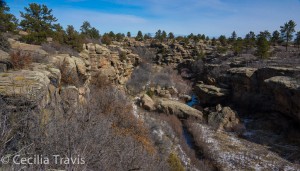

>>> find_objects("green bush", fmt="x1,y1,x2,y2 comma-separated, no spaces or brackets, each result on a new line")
20,32,48,45
0,33,10,52
167,153,185,171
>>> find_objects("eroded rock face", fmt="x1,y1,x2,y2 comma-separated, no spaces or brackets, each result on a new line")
157,98,203,119
80,43,140,85
194,83,229,105
264,76,300,121
8,39,48,55
189,123,300,171
0,50,11,72
223,66,300,123
0,70,50,107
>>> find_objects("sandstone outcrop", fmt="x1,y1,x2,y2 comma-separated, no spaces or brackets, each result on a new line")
223,66,300,123
157,98,203,119
80,43,140,85
0,50,11,72
264,76,300,121
0,70,50,107
140,94,156,111
194,83,229,105
208,106,241,131
189,123,300,170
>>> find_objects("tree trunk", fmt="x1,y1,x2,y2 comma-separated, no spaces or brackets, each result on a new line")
286,38,288,52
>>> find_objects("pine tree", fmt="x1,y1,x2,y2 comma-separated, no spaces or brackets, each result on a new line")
218,35,227,46
233,37,243,56
161,30,167,42
64,25,83,52
52,23,65,44
155,29,162,40
271,30,280,45
280,20,296,51
135,31,143,41
168,32,175,39
20,3,57,44
244,31,256,51
127,31,131,38
0,0,18,32
80,21,100,40
230,31,237,43
256,32,270,59
295,31,300,49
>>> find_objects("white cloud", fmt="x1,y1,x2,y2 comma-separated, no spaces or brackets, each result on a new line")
53,8,148,33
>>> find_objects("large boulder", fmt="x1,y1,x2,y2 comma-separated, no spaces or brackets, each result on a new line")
140,94,155,111
264,76,300,122
0,70,50,108
0,50,12,72
194,83,229,105
157,99,203,119
9,39,48,55
208,106,241,131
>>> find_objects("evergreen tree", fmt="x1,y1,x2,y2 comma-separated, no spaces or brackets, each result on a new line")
295,31,300,49
0,0,18,32
135,30,143,41
168,32,175,39
155,29,162,40
244,31,256,51
280,20,296,51
230,31,237,43
211,37,217,46
64,25,83,52
200,34,205,40
218,35,227,46
52,23,65,44
143,33,151,40
161,30,167,42
127,31,131,38
256,32,270,58
115,33,124,42
261,30,271,41
80,21,100,40
271,30,280,45
233,37,243,56
108,31,115,40
20,3,57,44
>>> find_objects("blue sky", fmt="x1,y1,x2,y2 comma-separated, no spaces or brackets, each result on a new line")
5,0,300,37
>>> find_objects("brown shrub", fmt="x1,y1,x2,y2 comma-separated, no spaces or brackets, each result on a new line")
91,73,111,88
126,62,152,94
159,114,183,138
10,50,32,69
31,52,49,64
41,42,57,54
42,42,79,56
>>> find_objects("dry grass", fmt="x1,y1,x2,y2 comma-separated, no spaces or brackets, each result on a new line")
10,50,32,69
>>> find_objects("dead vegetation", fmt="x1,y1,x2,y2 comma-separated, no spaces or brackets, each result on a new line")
0,82,168,170
10,50,32,69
